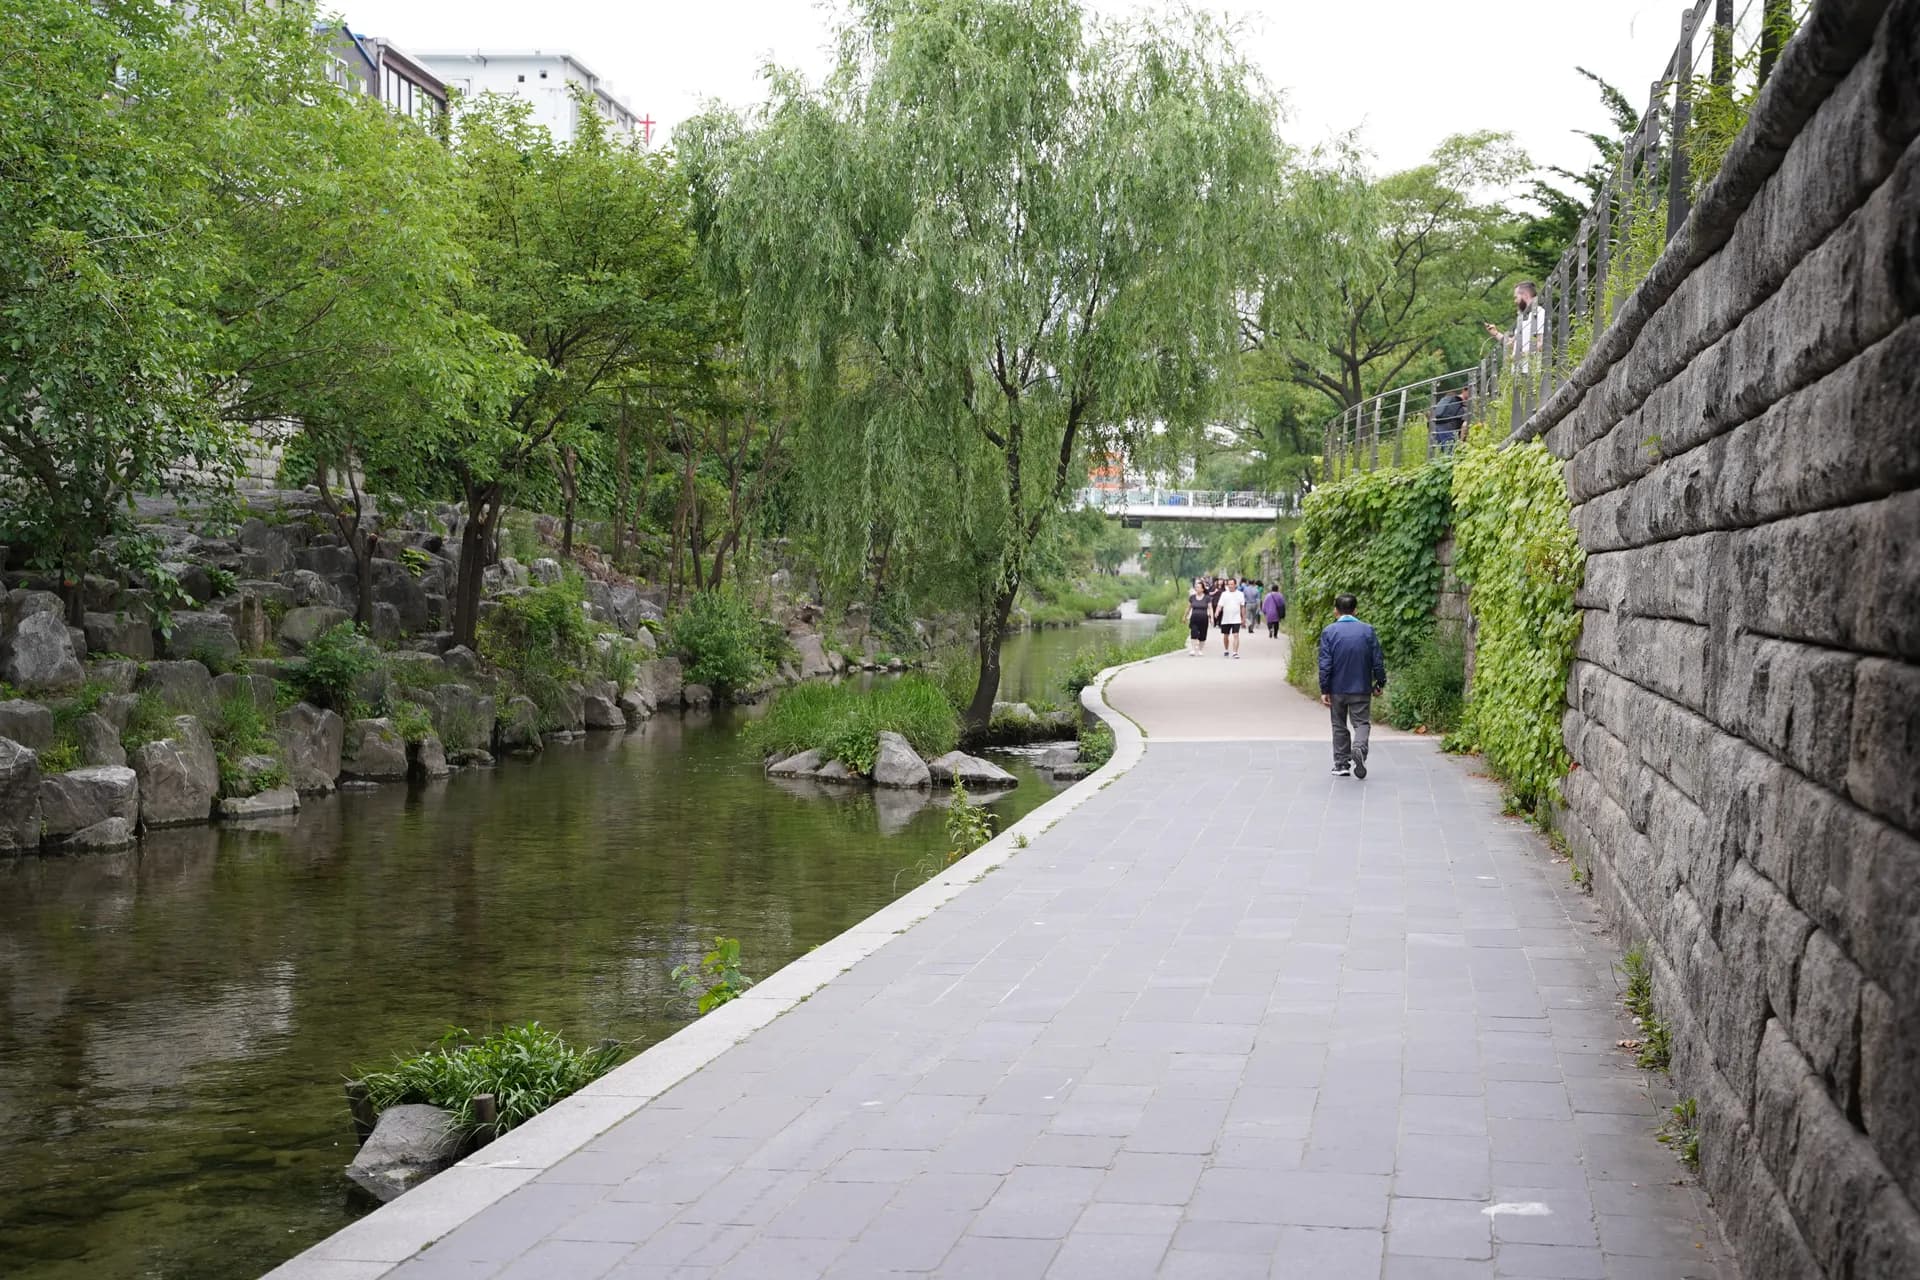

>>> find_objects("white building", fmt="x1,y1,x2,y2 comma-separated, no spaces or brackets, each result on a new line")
415,50,648,145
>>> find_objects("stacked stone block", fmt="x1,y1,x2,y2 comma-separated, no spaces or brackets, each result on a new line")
1525,3,1920,1276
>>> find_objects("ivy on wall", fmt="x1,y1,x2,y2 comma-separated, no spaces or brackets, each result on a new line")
1284,460,1453,691
1447,436,1585,811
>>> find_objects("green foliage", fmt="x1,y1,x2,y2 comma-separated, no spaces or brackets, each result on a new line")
119,688,175,754
284,622,382,713
354,1023,622,1139
479,576,596,728
671,937,754,1015
666,589,778,698
593,637,641,691
745,677,960,773
204,566,239,598
1077,722,1115,768
398,548,433,578
1620,948,1673,1072
208,689,283,789
38,742,82,775
1286,459,1453,690
1061,615,1187,699
1658,1097,1701,1167
388,700,435,746
945,781,996,863
1448,437,1584,813
1132,578,1186,617
1383,626,1467,733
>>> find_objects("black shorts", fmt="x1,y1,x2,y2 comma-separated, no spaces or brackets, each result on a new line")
1188,618,1208,641
1219,623,1241,635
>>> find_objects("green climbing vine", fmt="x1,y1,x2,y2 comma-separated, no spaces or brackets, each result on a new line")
1285,459,1453,692
1446,435,1585,813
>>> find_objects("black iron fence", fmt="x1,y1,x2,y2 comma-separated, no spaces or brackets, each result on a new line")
1318,0,1794,481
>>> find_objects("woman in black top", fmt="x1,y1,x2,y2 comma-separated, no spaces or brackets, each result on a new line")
1186,579,1211,655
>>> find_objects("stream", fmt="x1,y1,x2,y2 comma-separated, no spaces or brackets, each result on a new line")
0,613,1158,1280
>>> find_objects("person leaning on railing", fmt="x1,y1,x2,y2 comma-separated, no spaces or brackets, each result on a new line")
1484,281,1546,374
1430,384,1469,452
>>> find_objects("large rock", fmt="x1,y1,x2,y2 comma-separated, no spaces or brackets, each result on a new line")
5,589,63,625
83,612,154,661
629,658,686,710
682,683,714,710
791,632,835,680
528,557,563,585
131,717,218,827
73,712,126,768
0,701,54,752
872,731,931,789
276,703,344,793
0,738,42,851
345,1104,467,1204
497,697,542,754
813,758,861,784
86,658,139,694
617,686,654,726
582,681,625,730
927,751,1018,789
342,718,408,781
62,817,135,851
409,734,450,779
427,684,495,754
1037,744,1078,771
221,788,299,819
137,661,218,717
6,611,84,693
41,765,140,837
289,570,343,610
213,672,278,717
767,748,828,778
222,752,283,798
163,612,240,667
279,606,352,653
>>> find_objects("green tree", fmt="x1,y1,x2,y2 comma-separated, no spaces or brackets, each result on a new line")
0,0,229,618
1246,133,1527,417
440,93,713,648
682,0,1279,728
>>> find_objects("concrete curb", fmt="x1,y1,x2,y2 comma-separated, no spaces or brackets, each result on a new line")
262,662,1152,1279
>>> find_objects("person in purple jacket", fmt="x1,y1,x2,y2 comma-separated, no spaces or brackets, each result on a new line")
1260,584,1286,639
1318,592,1387,778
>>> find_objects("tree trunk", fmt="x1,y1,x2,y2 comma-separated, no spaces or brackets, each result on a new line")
963,578,1020,733
612,395,631,566
558,446,578,560
451,484,501,650
351,528,377,629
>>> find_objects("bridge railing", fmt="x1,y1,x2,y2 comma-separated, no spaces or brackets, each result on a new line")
1319,0,1791,480
1077,487,1303,517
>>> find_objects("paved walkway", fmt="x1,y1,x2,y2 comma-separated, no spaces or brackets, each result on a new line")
282,641,1728,1280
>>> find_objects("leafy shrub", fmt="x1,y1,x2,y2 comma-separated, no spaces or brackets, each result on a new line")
284,622,382,712
1383,626,1466,733
593,636,640,691
389,699,434,745
208,689,287,794
667,589,778,697
354,1023,621,1139
119,688,176,754
671,937,754,1014
398,547,433,578
39,742,82,774
1449,437,1584,813
1133,577,1185,616
1077,722,1115,768
481,577,594,728
744,676,960,770
204,565,239,598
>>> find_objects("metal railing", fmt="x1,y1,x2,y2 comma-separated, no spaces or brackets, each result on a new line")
1077,487,1303,518
1319,0,1792,479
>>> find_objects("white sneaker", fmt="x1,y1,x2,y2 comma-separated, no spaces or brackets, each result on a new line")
1232,652,1242,659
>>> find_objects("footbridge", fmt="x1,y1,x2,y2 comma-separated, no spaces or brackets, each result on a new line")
1075,486,1299,523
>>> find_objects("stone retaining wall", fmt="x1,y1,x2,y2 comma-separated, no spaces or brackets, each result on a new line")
1522,2,1920,1276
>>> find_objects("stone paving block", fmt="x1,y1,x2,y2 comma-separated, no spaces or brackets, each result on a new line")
831,1206,971,1272
1390,1195,1496,1260
1093,1151,1203,1205
938,1234,1058,1277
1042,1228,1170,1279
492,1239,632,1280
1493,1241,1608,1277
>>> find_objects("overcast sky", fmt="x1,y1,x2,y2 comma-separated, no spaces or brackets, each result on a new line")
357,0,1681,183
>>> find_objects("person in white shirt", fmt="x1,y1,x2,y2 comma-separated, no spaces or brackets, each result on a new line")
1214,575,1246,659
1484,281,1546,375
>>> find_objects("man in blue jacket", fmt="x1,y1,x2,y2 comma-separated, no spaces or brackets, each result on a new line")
1317,592,1387,778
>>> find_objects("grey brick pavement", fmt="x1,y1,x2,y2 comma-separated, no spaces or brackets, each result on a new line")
382,741,1727,1279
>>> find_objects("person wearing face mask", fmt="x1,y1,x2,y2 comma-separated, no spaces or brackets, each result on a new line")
1484,281,1546,374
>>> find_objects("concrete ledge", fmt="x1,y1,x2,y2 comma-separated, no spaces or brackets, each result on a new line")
261,662,1149,1279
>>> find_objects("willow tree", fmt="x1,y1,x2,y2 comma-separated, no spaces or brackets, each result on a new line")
681,0,1278,727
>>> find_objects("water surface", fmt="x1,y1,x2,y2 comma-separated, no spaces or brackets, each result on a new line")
0,616,1154,1279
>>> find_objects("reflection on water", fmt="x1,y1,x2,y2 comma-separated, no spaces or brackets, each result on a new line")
0,618,1153,1280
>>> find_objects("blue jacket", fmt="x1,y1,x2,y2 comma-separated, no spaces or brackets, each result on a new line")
1318,615,1387,695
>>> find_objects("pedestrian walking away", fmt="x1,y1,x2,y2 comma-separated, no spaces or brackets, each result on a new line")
1318,591,1386,777
1261,583,1286,638
1185,579,1211,655
1240,578,1260,632
1215,575,1246,658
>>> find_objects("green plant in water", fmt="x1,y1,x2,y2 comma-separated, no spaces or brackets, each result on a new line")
945,781,995,863
354,1023,622,1139
744,677,959,771
672,936,754,1014
666,588,778,698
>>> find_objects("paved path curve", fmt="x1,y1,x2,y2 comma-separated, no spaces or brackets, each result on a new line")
276,637,1729,1280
